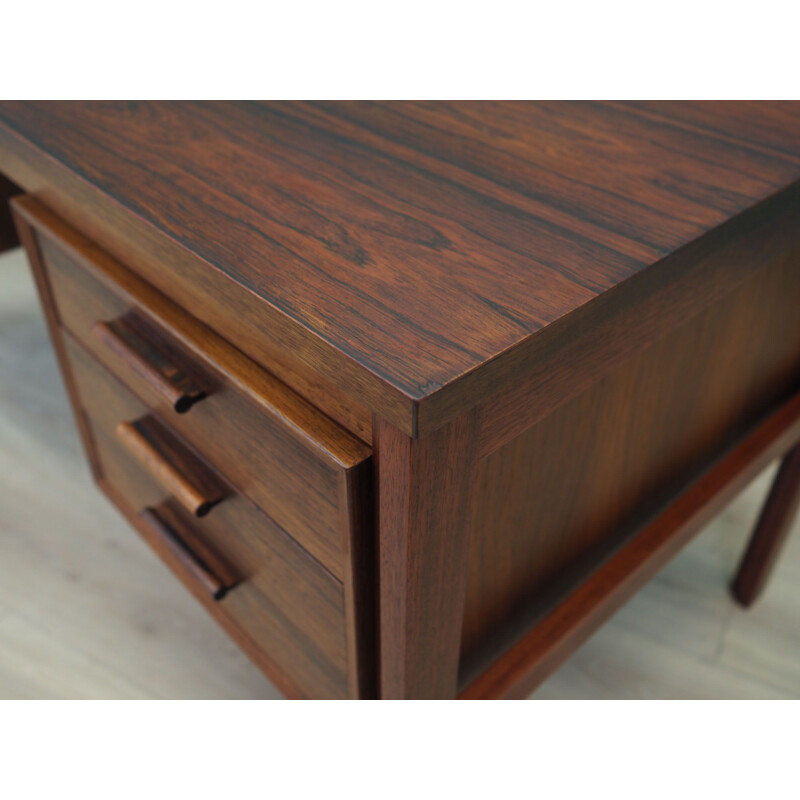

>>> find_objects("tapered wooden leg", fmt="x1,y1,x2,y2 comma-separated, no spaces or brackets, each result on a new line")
375,412,479,699
732,444,800,607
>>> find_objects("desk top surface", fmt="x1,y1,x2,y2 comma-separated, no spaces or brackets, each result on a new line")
2,101,800,412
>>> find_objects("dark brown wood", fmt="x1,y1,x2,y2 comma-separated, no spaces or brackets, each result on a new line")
340,458,377,699
140,506,233,599
0,134,379,440
3,102,800,436
461,244,800,669
92,410,351,700
732,444,800,607
474,188,800,458
99,477,306,700
15,195,371,582
10,204,102,480
618,101,800,159
460,387,800,699
15,197,357,696
6,103,800,700
375,412,479,699
93,317,207,413
0,172,21,251
116,417,226,518
61,331,360,696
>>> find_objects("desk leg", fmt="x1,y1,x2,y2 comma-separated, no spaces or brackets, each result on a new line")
732,444,800,607
375,412,479,699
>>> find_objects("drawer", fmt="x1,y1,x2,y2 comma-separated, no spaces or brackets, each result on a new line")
30,213,371,582
65,333,351,699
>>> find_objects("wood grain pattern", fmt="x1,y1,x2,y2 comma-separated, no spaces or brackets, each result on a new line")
15,196,372,581
115,417,226,518
375,412,479,699
90,406,351,700
3,102,800,434
100,476,304,699
60,330,372,698
7,244,799,700
139,506,234,600
13,196,370,463
93,317,207,413
7,219,334,698
461,245,800,669
6,104,800,700
460,386,800,699
732,444,800,607
0,246,280,699
474,188,800,457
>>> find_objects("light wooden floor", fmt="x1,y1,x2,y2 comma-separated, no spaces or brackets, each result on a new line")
1,246,798,699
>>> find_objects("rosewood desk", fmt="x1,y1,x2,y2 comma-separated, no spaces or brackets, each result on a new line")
1,101,799,699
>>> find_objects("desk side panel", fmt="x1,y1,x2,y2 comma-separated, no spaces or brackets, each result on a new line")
461,241,800,677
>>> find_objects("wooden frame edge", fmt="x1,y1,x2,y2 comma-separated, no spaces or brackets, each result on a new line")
97,478,308,700
12,197,102,479
340,460,377,699
459,387,800,699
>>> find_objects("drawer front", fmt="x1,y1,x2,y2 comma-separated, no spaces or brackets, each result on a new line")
31,214,371,582
66,333,350,699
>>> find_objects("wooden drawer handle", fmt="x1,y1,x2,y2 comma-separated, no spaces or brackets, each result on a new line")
140,507,230,600
93,318,206,413
116,417,225,517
